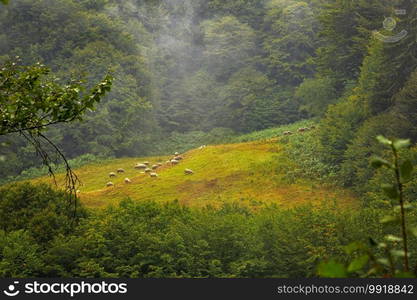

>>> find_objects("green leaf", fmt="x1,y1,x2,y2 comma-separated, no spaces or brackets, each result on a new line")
390,250,409,258
317,260,348,278
394,204,413,212
365,268,379,276
393,139,411,151
382,184,399,199
380,215,399,224
377,135,392,146
400,160,413,182
384,235,402,242
347,255,369,273
344,242,363,255
371,157,392,169
408,227,417,238
378,242,387,249
376,258,390,266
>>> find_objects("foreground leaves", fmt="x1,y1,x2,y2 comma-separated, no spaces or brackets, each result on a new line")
0,61,112,136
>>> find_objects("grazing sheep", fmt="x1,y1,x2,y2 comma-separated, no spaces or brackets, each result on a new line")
143,161,150,166
150,172,158,178
171,159,179,165
124,178,132,184
174,155,183,161
184,169,194,175
298,128,306,133
117,168,125,173
174,152,179,156
157,163,163,167
283,131,293,136
198,145,207,149
152,164,159,170
135,164,147,169
106,182,114,187
166,160,171,164
109,172,116,178
144,168,152,173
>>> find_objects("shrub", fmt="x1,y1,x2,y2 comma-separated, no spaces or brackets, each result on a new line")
0,230,44,277
0,183,86,245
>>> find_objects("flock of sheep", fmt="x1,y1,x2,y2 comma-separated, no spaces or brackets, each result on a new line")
104,126,315,188
283,125,316,136
106,151,196,187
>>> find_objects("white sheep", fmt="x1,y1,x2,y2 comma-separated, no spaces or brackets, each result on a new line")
135,164,147,169
144,168,152,173
106,182,114,187
109,172,116,178
124,178,132,184
117,168,125,173
171,159,179,165
184,169,194,175
152,164,159,170
150,172,158,178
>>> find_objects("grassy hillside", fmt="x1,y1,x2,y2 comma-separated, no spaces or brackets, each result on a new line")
32,126,357,210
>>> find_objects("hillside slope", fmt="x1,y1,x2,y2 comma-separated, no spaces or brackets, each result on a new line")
33,135,357,209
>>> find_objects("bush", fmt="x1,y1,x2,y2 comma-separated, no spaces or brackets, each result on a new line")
340,113,411,190
41,199,394,278
0,183,86,245
0,230,44,277
296,76,337,117
280,127,339,183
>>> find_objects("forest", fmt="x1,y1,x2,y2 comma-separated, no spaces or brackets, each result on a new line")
0,0,417,278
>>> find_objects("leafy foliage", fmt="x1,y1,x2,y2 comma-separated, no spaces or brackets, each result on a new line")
0,185,395,278
296,76,337,117
0,61,112,135
0,183,86,244
318,136,417,278
263,1,318,86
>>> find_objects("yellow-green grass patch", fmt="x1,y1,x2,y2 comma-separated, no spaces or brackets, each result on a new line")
30,139,357,210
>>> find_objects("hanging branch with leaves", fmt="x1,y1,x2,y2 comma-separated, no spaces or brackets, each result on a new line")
0,59,112,217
